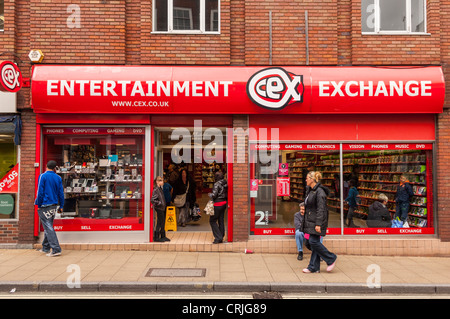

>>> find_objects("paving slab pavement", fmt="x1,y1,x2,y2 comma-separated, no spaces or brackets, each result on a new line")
0,249,449,295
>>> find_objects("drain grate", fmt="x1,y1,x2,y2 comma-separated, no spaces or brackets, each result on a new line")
145,268,206,277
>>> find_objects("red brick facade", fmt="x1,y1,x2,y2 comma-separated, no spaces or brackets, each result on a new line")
1,0,449,246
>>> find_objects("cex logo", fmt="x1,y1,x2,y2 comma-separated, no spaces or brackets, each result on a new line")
0,61,22,93
246,67,303,110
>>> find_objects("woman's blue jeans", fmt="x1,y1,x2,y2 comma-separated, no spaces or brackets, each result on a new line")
307,234,336,272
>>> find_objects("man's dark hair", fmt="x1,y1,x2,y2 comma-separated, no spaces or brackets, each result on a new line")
47,160,58,170
215,171,224,181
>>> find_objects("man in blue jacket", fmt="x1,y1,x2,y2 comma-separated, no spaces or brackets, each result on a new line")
35,160,65,257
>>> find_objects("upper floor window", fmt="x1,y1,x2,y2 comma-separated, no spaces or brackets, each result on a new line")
362,0,427,34
0,0,4,31
153,0,220,34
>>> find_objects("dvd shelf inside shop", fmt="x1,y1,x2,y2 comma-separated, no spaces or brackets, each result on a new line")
287,150,430,228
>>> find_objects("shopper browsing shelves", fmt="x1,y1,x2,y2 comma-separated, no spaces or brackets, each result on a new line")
367,193,392,228
395,174,414,223
173,169,196,227
345,179,359,228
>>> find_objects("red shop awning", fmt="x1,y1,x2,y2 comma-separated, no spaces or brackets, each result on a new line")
31,65,445,114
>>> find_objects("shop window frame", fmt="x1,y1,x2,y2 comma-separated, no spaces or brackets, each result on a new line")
0,130,18,220
0,0,4,32
249,142,436,236
40,126,148,233
361,0,429,35
152,0,221,34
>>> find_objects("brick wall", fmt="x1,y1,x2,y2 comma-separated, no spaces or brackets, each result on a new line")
351,0,441,65
437,109,450,242
232,115,249,241
17,110,36,244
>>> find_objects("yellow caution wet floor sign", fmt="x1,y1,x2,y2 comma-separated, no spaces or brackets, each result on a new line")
165,206,177,232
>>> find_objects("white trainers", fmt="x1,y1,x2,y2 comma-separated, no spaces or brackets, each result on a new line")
46,251,61,257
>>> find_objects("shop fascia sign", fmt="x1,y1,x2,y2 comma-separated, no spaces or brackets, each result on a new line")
0,61,22,93
31,65,444,114
246,67,433,110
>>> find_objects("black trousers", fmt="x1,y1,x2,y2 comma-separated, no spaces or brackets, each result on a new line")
209,204,226,242
154,208,166,239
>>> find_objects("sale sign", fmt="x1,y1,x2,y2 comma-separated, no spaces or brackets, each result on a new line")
0,164,19,193
277,177,290,196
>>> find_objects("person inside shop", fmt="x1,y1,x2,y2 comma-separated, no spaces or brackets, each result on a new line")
302,171,337,273
349,164,360,187
331,173,340,199
345,179,359,228
367,193,392,228
151,176,170,242
302,163,315,198
167,164,179,187
173,168,196,227
208,171,228,244
162,174,173,206
35,160,65,257
394,174,414,223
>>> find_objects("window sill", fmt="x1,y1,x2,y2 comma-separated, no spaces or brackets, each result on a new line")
151,31,221,35
362,32,431,36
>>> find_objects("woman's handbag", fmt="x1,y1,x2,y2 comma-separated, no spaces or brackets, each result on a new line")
174,182,189,208
204,200,214,215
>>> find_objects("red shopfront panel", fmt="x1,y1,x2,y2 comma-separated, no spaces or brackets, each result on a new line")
249,114,435,142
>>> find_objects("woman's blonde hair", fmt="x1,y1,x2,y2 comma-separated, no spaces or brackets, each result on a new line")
154,176,163,187
307,171,322,183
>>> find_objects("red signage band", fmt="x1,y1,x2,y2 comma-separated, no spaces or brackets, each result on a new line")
342,143,433,150
250,144,340,151
0,61,22,93
43,127,145,135
251,143,432,151
251,227,434,235
52,218,144,232
31,65,445,114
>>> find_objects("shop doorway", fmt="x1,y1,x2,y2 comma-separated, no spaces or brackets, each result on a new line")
153,126,229,235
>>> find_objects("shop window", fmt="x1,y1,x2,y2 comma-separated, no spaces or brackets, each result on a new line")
250,144,341,236
341,143,433,234
0,126,18,219
43,127,145,232
153,0,219,33
250,143,434,236
362,0,426,34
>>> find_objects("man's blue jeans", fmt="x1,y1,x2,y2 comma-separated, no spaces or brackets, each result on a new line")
395,201,410,222
38,205,61,253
